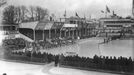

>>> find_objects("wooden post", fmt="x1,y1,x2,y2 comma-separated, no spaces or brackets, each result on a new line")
69,29,70,38
49,29,51,39
55,29,57,38
65,30,66,38
34,30,36,41
73,30,74,39
60,30,62,38
79,29,81,37
85,28,87,36
43,30,44,41
76,29,78,37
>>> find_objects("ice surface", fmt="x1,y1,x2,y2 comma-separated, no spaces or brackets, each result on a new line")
40,37,134,58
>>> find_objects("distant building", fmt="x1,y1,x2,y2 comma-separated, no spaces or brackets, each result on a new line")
99,18,134,37
62,16,97,39
0,23,19,39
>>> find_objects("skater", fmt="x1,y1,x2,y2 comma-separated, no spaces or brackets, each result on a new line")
3,73,7,75
54,55,59,67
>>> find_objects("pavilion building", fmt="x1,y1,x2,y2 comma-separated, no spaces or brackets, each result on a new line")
18,16,97,42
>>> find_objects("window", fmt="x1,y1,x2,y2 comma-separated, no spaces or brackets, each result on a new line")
107,25,122,27
70,21,76,24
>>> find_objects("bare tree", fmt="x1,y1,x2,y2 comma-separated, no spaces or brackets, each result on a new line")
20,5,28,22
35,6,49,21
3,5,49,23
14,6,22,23
29,6,36,21
3,5,16,24
2,5,25,24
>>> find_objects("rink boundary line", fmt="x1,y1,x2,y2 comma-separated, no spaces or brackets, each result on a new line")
0,58,47,65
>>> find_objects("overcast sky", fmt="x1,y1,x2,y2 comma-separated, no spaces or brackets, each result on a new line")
8,0,133,18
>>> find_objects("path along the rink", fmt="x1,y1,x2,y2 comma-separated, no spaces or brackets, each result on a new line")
0,60,121,75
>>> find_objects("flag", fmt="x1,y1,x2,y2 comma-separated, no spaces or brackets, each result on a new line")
76,12,79,17
101,10,104,13
106,5,110,13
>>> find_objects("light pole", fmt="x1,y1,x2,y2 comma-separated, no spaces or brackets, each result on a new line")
98,39,102,56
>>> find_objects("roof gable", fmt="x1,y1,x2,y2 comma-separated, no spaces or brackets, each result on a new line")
19,21,38,30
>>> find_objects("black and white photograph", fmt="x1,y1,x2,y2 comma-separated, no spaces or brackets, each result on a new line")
0,0,134,75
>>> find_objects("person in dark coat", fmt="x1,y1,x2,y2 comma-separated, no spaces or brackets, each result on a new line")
55,55,59,67
3,73,7,75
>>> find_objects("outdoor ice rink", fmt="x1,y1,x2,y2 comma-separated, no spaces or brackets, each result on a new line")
41,37,134,58
0,37,133,75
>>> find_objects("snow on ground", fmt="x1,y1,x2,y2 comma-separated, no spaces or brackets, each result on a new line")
0,60,120,75
0,60,46,75
49,67,120,75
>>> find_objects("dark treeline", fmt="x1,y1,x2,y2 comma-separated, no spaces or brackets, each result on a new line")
11,50,134,72
2,5,49,25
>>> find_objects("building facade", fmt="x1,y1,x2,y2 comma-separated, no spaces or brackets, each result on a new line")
99,18,134,37
19,16,97,42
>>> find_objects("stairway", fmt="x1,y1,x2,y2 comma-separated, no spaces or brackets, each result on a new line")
18,33,34,42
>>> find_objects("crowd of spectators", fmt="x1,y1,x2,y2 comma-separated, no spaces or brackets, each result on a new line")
61,55,134,72
11,51,59,65
3,37,134,73
2,37,76,52
2,38,26,50
11,50,134,73
30,38,76,50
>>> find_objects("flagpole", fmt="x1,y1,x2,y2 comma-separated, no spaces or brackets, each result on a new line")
64,10,66,21
105,11,107,18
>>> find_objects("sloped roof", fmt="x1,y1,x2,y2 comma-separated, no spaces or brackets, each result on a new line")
19,21,38,30
44,22,53,30
51,22,63,29
35,21,54,30
35,22,46,30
